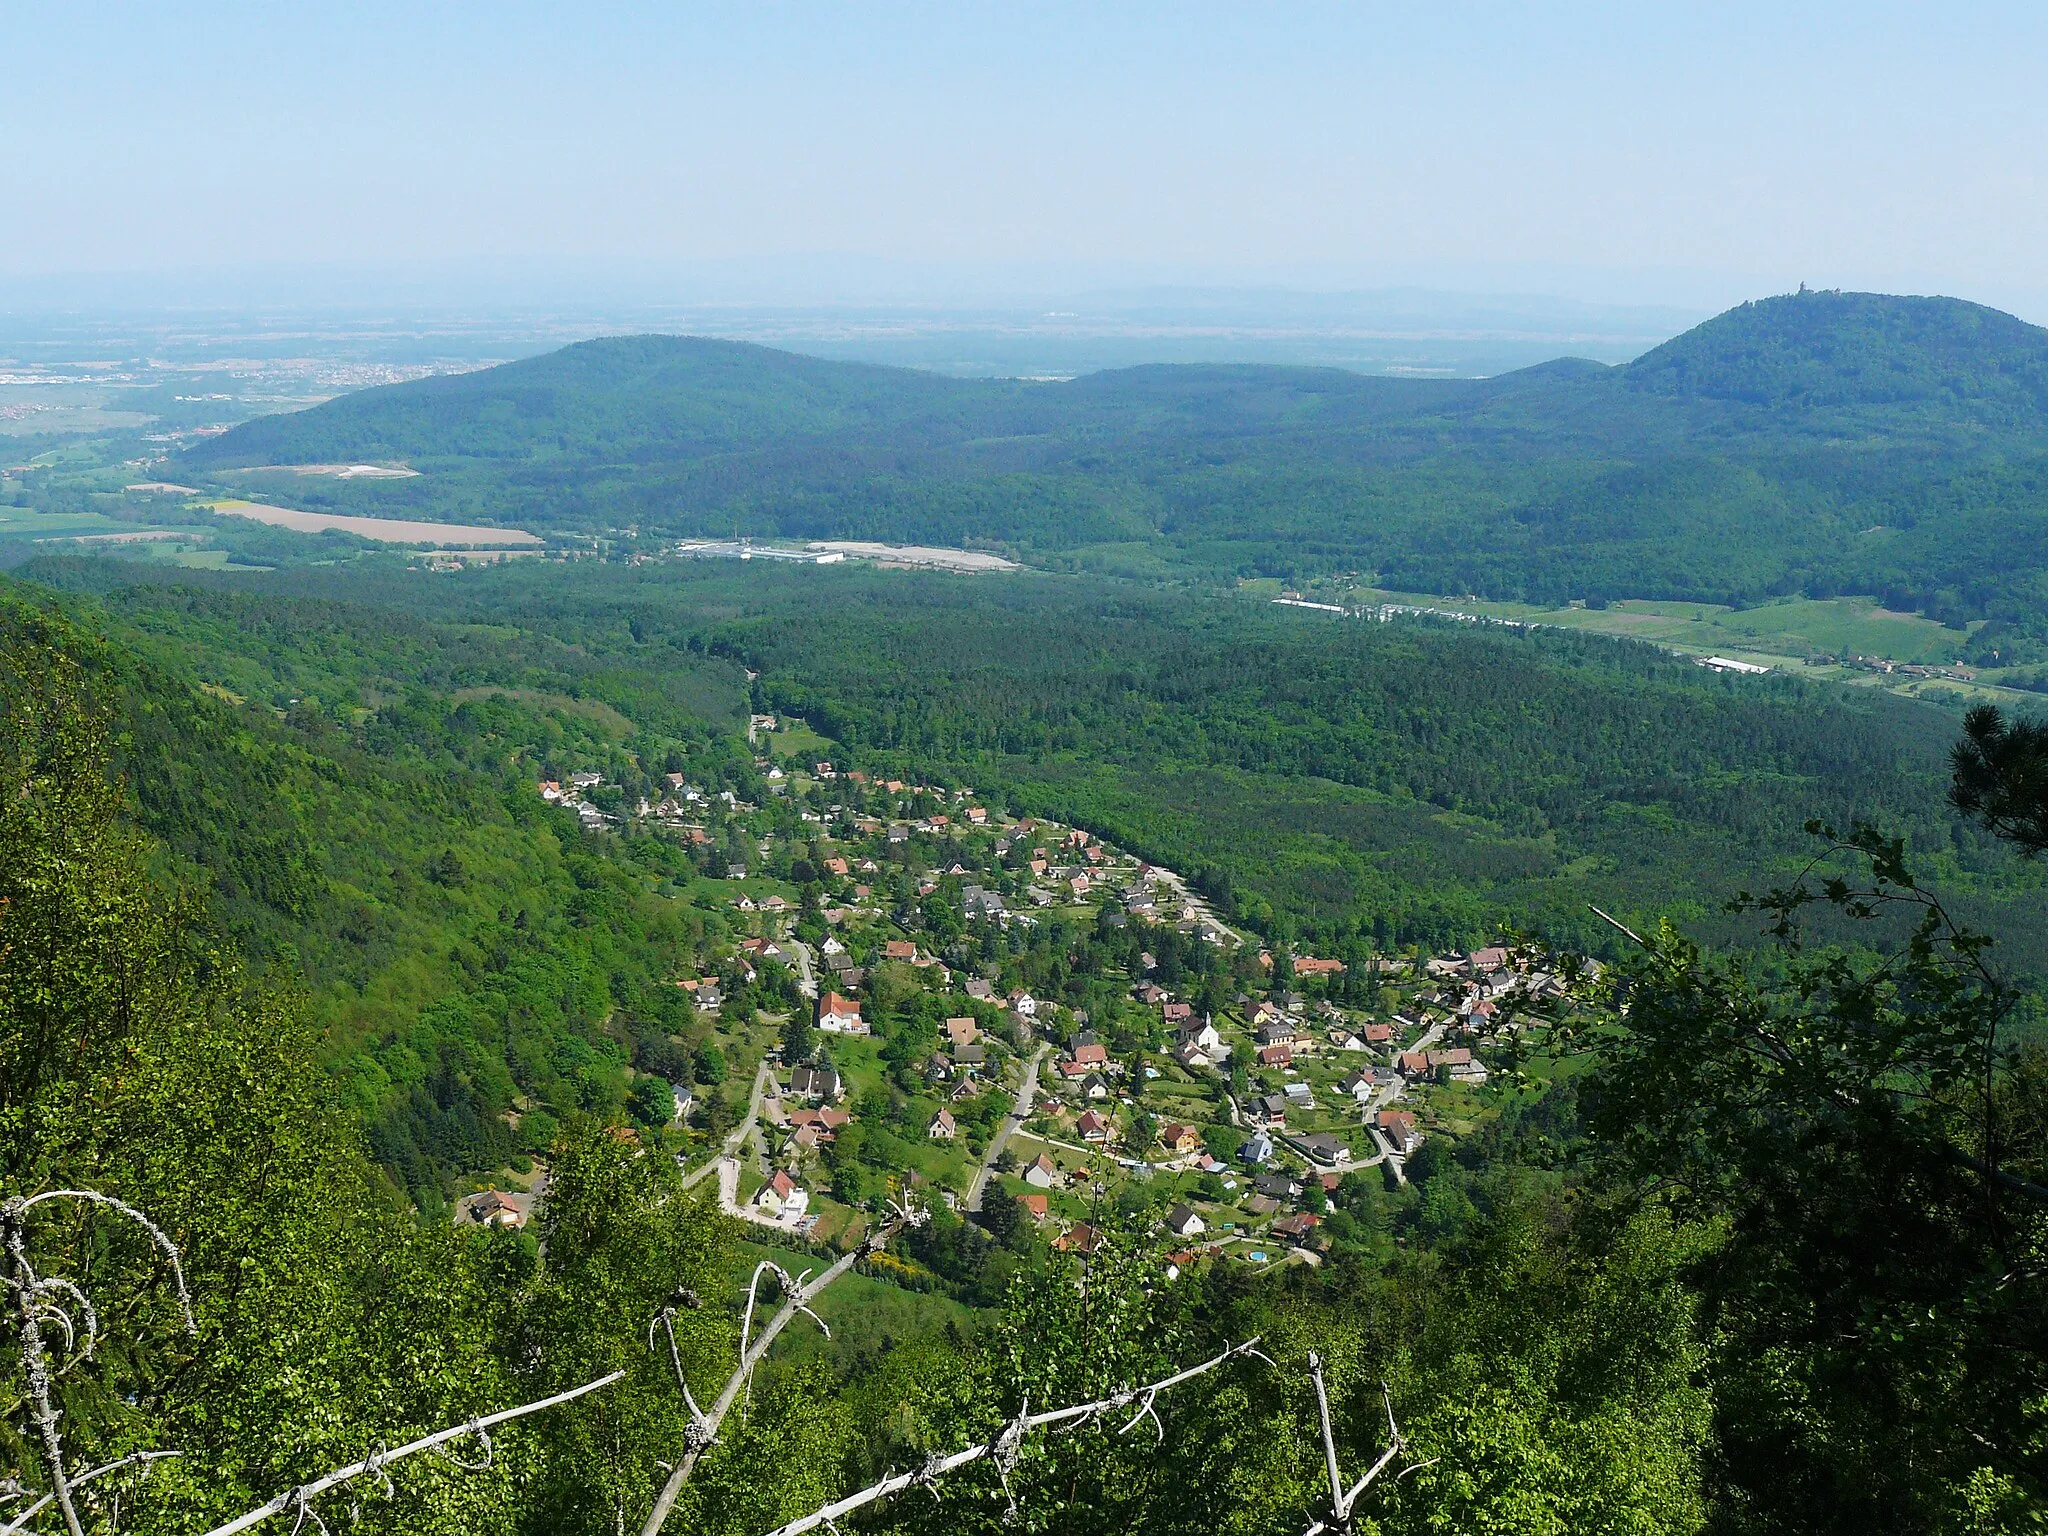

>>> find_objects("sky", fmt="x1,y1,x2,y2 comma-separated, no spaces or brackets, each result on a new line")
3,2,2046,319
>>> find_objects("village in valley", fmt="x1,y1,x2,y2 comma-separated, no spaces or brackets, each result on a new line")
479,712,1589,1283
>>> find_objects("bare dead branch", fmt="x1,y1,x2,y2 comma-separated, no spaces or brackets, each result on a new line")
1587,905,1648,950
755,1337,1268,1536
650,1311,708,1427
199,1369,625,1536
0,1452,182,1536
17,1190,195,1332
638,1208,925,1536
1300,1375,1407,1535
1309,1353,1344,1520
1,1187,621,1536
5,1187,200,1536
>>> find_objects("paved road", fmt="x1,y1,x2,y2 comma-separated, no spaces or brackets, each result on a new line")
1357,1021,1443,1187
966,1044,1049,1212
787,939,818,1000
734,1059,774,1151
680,1059,777,1189
679,1060,814,1231
1143,866,1247,947
1405,1021,1447,1057
1366,1122,1405,1184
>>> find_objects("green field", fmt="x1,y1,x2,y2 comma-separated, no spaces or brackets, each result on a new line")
1341,588,1973,666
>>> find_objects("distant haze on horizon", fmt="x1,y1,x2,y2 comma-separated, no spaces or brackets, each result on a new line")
3,3,2045,326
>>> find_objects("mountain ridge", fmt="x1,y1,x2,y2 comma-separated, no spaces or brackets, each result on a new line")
179,292,2048,623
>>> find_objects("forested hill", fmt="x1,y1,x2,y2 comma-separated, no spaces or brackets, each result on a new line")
1624,289,2048,420
183,290,2048,621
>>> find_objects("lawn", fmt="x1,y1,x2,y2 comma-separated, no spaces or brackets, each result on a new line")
725,1237,981,1374
767,721,835,762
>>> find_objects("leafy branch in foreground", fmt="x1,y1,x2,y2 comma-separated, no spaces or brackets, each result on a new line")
1570,819,2040,1206
1,1184,625,1536
1951,703,2048,858
1565,817,2048,1529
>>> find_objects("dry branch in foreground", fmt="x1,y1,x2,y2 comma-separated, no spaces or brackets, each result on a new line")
756,1337,1271,1536
639,1206,925,1536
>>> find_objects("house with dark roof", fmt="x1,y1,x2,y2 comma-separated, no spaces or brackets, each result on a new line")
1246,1094,1289,1129
1377,1109,1423,1155
790,1065,845,1102
1294,1132,1351,1166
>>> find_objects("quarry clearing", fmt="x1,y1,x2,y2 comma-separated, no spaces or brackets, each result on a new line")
811,540,1018,571
242,463,422,478
205,499,542,547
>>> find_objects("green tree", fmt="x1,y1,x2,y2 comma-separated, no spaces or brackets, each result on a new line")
0,606,529,1533
782,1007,815,1064
630,1073,678,1127
1562,821,2048,1533
693,1040,728,1087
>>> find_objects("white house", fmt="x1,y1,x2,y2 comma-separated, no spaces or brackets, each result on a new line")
1023,1153,1062,1189
817,992,867,1035
1165,1203,1206,1239
928,1109,957,1141
755,1171,809,1221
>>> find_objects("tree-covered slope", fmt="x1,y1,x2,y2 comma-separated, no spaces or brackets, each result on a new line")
7,556,2043,1535
188,334,1008,469
1623,288,2048,421
2,570,758,1208
48,553,2048,968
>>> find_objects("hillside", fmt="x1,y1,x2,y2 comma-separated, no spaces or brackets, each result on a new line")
1624,288,2048,420
8,551,2045,1536
27,553,2048,968
179,290,2048,623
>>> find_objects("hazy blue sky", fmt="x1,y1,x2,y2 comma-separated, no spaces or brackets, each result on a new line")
5,2,2045,316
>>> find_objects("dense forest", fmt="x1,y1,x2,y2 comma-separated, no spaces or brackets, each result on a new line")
50,553,2038,961
177,290,2048,627
2,550,2044,1535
